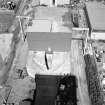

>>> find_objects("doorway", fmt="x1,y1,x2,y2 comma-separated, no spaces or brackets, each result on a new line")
53,0,55,5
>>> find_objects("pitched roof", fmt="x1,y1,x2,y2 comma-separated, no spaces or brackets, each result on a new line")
86,2,105,32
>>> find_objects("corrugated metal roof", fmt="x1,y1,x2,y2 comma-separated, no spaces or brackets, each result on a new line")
86,2,105,32
27,32,72,51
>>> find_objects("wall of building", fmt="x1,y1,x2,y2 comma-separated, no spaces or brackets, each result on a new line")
91,32,105,40
40,0,70,6
57,0,70,5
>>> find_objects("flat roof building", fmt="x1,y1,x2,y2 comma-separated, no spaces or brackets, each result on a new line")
85,2,105,39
